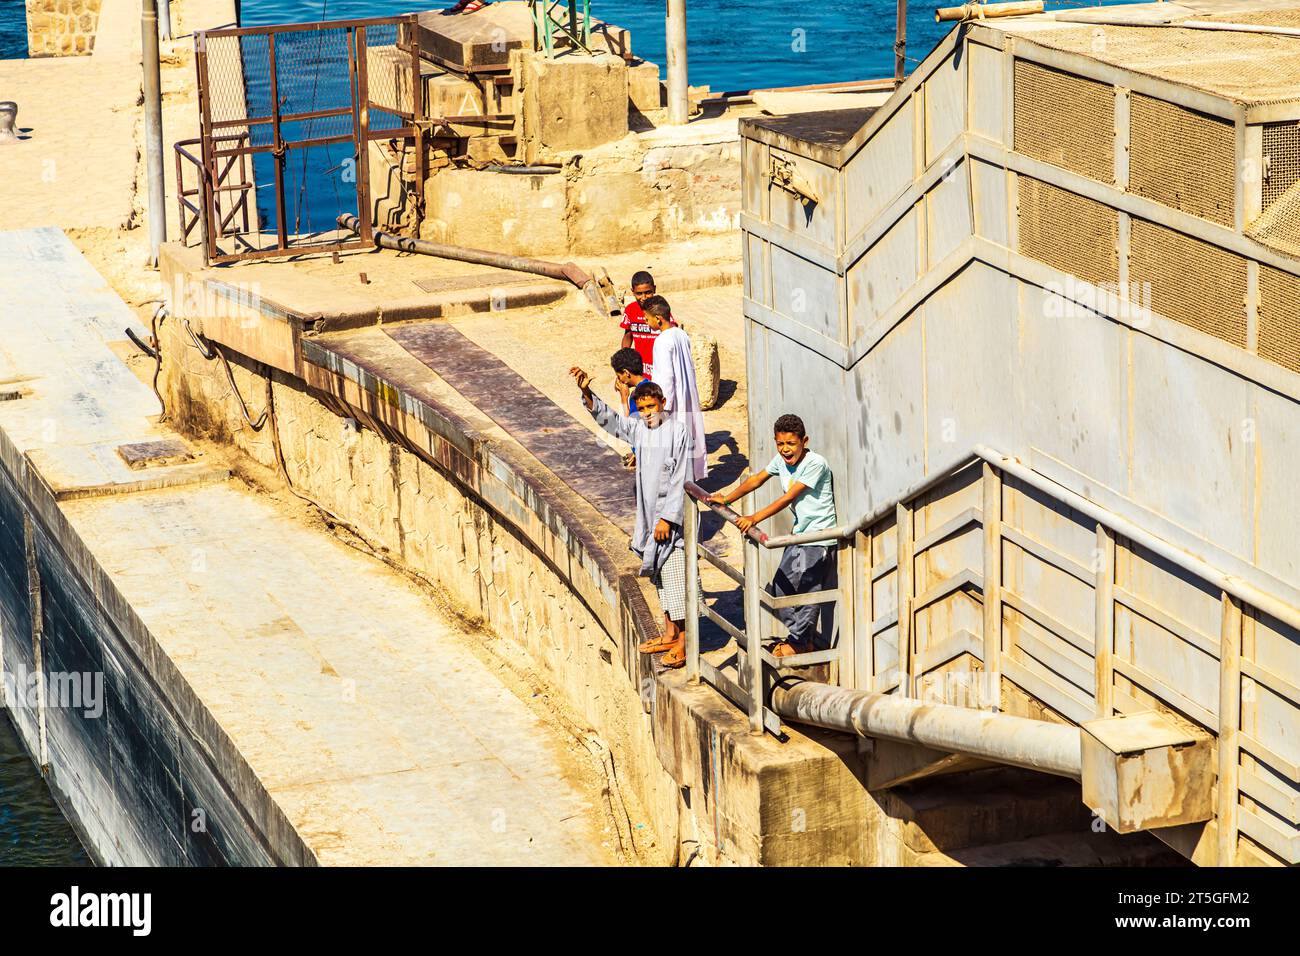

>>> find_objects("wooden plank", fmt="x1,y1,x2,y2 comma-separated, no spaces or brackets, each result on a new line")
913,628,982,673
982,463,1002,711
1114,585,1221,658
837,540,855,687
1001,657,1095,725
1240,657,1300,709
386,323,638,530
1095,525,1115,718
912,505,981,557
897,501,914,697
1110,657,1218,731
1001,522,1092,586
1001,588,1094,656
1219,593,1243,865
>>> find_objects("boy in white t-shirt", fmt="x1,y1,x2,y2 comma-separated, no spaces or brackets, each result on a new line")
707,414,837,656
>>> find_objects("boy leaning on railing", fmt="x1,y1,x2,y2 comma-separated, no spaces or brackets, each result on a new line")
707,414,838,657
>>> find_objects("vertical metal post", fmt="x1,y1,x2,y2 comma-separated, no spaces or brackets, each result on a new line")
356,26,375,244
196,34,219,263
743,540,764,734
159,0,173,42
836,539,856,687
981,462,1002,711
267,33,289,252
666,0,690,125
896,502,914,697
1094,525,1116,717
894,0,908,86
857,529,874,691
406,16,426,234
684,502,701,685
142,0,168,266
1217,592,1243,866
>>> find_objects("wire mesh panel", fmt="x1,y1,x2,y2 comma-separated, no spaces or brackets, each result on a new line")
194,15,421,264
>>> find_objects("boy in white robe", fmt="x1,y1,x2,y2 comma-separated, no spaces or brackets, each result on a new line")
644,296,708,482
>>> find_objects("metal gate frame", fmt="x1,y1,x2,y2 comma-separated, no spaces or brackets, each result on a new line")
193,14,425,265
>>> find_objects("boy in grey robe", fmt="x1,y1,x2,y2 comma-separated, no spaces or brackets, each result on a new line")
571,366,694,667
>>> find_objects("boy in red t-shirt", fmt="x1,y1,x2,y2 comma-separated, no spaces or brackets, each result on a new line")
620,270,661,378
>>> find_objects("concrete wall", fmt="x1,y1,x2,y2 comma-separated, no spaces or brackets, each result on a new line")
25,0,102,57
421,126,741,257
0,426,315,866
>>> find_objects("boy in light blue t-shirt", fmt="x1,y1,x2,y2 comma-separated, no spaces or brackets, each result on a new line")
707,414,837,657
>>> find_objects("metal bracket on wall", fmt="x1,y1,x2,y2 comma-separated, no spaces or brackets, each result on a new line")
769,155,821,208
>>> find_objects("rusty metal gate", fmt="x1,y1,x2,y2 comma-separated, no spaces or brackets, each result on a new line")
189,14,424,264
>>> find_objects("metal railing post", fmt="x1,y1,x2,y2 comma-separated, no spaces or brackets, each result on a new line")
684,501,701,684
743,538,765,734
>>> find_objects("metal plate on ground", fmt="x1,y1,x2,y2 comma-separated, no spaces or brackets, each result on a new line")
386,322,637,528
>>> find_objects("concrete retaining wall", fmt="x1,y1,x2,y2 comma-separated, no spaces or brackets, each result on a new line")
0,426,316,866
24,0,102,57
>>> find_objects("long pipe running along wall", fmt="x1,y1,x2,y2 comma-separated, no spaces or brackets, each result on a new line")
771,680,1084,779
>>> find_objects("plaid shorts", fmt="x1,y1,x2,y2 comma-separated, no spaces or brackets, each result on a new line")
652,548,702,623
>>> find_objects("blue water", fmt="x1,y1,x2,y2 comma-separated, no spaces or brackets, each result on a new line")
0,0,28,59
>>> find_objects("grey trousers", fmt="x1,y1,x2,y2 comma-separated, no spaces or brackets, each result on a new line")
768,544,832,646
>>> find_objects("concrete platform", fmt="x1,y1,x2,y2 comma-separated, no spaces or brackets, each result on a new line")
0,226,621,865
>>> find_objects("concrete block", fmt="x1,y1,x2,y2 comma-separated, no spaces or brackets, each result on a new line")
1081,711,1214,834
514,49,629,164
423,167,566,256
628,59,662,116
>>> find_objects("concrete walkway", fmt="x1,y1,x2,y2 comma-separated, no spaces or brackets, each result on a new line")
0,227,618,865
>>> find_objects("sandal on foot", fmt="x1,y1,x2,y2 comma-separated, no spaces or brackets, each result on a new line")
464,0,489,10
638,634,677,654
771,641,802,659
660,642,687,668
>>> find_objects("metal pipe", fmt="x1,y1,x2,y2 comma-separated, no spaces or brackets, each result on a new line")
936,1,1043,22
142,0,168,266
666,0,690,125
159,0,172,41
894,0,908,85
337,214,619,318
684,502,701,685
771,680,1083,779
1053,14,1300,38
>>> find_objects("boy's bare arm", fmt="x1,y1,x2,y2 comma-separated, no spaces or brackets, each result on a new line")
706,470,770,508
621,330,634,350
735,480,808,532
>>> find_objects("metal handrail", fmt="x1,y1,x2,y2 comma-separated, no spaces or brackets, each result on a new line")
683,444,1300,738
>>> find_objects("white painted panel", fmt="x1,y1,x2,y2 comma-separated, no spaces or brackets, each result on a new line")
925,51,966,167
1251,384,1300,587
1129,331,1254,559
1253,611,1300,693
847,310,925,522
770,245,842,342
742,137,769,218
1018,282,1128,493
923,263,1018,467
843,96,916,246
745,233,768,307
768,148,839,251
969,41,1006,145
926,162,972,268
846,205,919,337
971,158,1009,247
